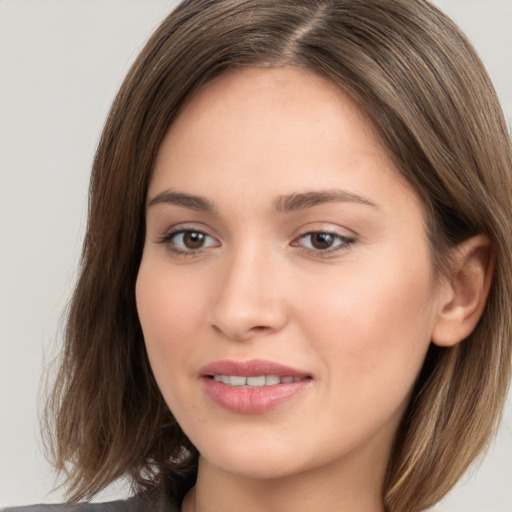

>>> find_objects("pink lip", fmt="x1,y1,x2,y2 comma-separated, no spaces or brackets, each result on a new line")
200,359,312,414
200,359,309,378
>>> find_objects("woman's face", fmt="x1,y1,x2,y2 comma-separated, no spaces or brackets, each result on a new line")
136,67,443,484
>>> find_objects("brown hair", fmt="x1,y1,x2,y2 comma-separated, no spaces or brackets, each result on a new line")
46,1,512,511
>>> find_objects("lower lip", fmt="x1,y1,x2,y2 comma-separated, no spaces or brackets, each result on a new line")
201,377,311,414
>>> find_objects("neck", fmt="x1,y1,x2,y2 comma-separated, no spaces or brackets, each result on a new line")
182,451,387,512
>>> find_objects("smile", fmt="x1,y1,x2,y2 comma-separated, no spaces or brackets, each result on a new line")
211,375,305,387
200,360,312,414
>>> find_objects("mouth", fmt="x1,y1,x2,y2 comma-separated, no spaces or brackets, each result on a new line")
200,359,312,414
200,358,311,379
208,375,307,387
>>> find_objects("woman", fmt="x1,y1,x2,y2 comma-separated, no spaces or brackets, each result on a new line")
6,0,511,511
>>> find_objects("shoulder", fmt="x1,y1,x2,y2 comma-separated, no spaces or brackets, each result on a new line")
0,494,178,512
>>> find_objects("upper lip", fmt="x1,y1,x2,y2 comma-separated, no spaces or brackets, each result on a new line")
200,359,310,378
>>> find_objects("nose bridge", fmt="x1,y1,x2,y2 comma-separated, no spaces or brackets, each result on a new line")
209,238,287,340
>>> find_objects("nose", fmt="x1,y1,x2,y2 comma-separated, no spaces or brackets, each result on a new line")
208,246,289,342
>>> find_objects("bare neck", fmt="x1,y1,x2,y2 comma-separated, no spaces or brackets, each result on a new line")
181,453,387,512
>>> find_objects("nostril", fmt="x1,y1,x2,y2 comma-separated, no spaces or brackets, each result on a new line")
208,297,289,341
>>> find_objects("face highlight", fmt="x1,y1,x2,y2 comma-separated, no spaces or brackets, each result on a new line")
136,67,443,494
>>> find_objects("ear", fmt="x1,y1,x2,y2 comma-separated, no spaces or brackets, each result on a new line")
432,234,494,347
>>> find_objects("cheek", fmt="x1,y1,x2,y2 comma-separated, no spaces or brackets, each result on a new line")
301,258,433,334
135,257,206,386
297,245,436,400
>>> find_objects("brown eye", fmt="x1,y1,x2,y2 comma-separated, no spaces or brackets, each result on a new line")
294,231,354,254
310,232,335,250
183,231,206,249
160,229,219,254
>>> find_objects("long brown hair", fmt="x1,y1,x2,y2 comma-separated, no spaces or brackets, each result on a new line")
46,1,512,510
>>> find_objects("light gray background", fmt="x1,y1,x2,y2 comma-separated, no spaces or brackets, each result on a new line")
1,0,511,509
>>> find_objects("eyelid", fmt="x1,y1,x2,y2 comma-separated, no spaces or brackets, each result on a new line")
290,228,356,256
155,222,217,241
293,231,353,246
292,219,358,237
154,222,355,258
156,224,221,255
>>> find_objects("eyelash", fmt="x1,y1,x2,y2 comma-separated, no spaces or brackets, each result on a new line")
157,229,355,257
293,231,355,256
157,229,219,257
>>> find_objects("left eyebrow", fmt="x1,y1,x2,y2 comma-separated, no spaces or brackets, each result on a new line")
273,189,379,213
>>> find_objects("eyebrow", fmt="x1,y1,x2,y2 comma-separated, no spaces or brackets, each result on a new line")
272,190,379,212
148,190,216,212
147,188,378,213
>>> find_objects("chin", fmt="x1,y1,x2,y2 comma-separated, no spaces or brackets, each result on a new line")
196,434,308,480
207,454,301,481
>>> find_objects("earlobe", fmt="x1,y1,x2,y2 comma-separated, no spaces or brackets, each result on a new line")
432,234,494,347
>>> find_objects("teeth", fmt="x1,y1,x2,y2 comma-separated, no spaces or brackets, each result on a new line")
229,376,247,386
212,375,304,387
265,375,281,385
247,376,265,387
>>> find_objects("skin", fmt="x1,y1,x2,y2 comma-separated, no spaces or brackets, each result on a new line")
136,67,461,512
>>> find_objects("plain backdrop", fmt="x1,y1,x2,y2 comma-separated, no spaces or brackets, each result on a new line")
1,0,511,509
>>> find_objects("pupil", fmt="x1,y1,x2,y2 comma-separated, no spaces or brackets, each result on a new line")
312,233,333,249
184,231,204,249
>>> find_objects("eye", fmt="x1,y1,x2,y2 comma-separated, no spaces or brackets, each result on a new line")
293,231,354,253
158,229,219,255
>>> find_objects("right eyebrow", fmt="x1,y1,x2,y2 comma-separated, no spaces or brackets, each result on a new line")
147,190,216,212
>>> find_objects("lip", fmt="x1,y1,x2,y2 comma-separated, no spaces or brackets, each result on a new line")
200,359,312,414
200,359,310,378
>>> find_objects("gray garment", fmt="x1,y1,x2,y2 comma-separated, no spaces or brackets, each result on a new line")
1,494,178,512
2,496,443,512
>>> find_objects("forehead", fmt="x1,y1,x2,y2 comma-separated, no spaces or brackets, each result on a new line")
159,66,384,160
150,66,417,215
